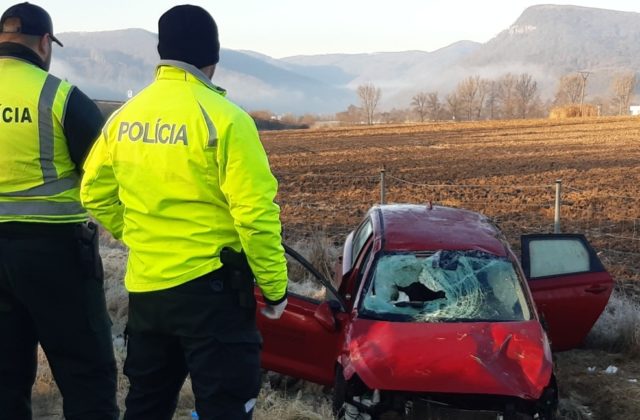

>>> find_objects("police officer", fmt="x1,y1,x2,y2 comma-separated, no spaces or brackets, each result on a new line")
0,3,118,420
81,5,288,420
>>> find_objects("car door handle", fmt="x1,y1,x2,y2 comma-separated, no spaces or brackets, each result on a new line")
585,285,608,294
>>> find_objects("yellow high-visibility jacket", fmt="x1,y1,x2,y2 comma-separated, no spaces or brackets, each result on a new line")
81,61,287,302
0,57,86,223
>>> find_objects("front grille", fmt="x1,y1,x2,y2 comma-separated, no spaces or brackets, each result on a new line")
406,399,504,420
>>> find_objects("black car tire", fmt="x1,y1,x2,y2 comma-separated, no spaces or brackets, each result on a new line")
332,364,347,416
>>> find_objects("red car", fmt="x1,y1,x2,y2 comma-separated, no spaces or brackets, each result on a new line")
256,204,613,419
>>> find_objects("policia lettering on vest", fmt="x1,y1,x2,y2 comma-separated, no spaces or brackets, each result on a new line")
80,5,288,420
1,105,32,123
0,3,118,420
117,120,189,145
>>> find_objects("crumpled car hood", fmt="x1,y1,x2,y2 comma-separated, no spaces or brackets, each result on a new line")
342,318,552,400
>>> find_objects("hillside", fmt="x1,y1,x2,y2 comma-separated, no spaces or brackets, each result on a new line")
469,5,640,72
465,4,640,96
283,41,482,107
49,5,640,113
53,29,354,114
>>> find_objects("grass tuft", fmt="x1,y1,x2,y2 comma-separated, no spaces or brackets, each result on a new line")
585,290,640,354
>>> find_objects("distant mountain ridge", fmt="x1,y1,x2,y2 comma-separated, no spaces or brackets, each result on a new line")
51,5,640,113
53,29,354,113
468,5,640,71
282,40,482,108
463,4,640,96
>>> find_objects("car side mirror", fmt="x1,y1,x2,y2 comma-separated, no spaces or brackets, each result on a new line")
314,301,338,332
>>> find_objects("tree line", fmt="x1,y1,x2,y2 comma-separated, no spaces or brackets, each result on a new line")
336,71,637,125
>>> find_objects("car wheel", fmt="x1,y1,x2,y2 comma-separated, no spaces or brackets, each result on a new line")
332,364,347,415
537,375,559,420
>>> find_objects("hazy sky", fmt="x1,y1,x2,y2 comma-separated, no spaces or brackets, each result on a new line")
28,0,640,57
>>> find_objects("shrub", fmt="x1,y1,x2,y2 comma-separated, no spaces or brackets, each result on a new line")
549,105,598,119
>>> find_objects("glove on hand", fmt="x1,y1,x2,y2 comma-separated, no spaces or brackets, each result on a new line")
261,299,288,320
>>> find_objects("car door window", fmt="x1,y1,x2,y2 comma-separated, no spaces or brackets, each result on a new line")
351,220,373,263
529,239,589,278
287,253,327,301
283,244,344,309
350,241,375,307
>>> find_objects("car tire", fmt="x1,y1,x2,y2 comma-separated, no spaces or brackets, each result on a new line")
332,364,347,416
538,375,559,420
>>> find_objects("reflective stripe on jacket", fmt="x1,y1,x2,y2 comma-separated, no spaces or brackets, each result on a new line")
81,61,288,301
0,57,87,223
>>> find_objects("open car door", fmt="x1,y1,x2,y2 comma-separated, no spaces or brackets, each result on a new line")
255,244,347,386
521,234,613,351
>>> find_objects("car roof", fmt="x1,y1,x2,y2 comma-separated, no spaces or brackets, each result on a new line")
373,204,508,257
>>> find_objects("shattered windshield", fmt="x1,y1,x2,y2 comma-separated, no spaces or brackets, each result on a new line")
360,251,531,322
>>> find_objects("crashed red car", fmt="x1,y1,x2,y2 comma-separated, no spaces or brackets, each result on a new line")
255,204,613,419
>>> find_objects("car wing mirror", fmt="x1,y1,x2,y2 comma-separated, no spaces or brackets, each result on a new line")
314,301,339,332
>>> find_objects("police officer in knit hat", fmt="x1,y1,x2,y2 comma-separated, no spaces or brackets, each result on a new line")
81,5,288,420
157,4,220,70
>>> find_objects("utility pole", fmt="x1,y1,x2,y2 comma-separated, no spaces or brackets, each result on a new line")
578,71,591,117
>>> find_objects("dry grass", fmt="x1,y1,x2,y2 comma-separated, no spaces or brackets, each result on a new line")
255,382,333,420
555,349,640,420
287,232,340,284
585,290,640,354
557,394,593,420
549,105,599,119
286,232,341,301
553,290,640,419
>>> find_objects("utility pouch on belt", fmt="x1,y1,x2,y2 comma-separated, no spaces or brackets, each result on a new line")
75,222,104,282
220,247,255,309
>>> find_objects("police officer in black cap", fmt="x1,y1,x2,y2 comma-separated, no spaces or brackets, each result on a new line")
0,2,118,419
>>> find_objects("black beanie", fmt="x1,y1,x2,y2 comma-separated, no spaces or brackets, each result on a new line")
157,5,220,68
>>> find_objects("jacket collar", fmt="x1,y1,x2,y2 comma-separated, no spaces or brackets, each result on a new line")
0,42,47,70
156,60,227,97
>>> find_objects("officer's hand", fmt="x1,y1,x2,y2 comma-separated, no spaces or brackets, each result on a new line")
261,299,288,320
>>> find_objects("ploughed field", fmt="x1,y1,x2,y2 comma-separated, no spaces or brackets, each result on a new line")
263,117,640,289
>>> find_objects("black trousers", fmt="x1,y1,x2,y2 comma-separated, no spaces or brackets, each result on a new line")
0,223,118,420
123,268,262,420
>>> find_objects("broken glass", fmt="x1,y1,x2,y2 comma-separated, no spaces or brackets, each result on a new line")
360,250,531,322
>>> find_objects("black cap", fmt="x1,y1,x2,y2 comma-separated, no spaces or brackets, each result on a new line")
0,2,62,47
158,5,219,68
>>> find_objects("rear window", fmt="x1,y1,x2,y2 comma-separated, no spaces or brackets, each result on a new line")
360,250,531,322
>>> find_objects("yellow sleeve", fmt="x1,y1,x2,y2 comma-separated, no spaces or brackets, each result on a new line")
219,112,288,303
80,134,124,239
